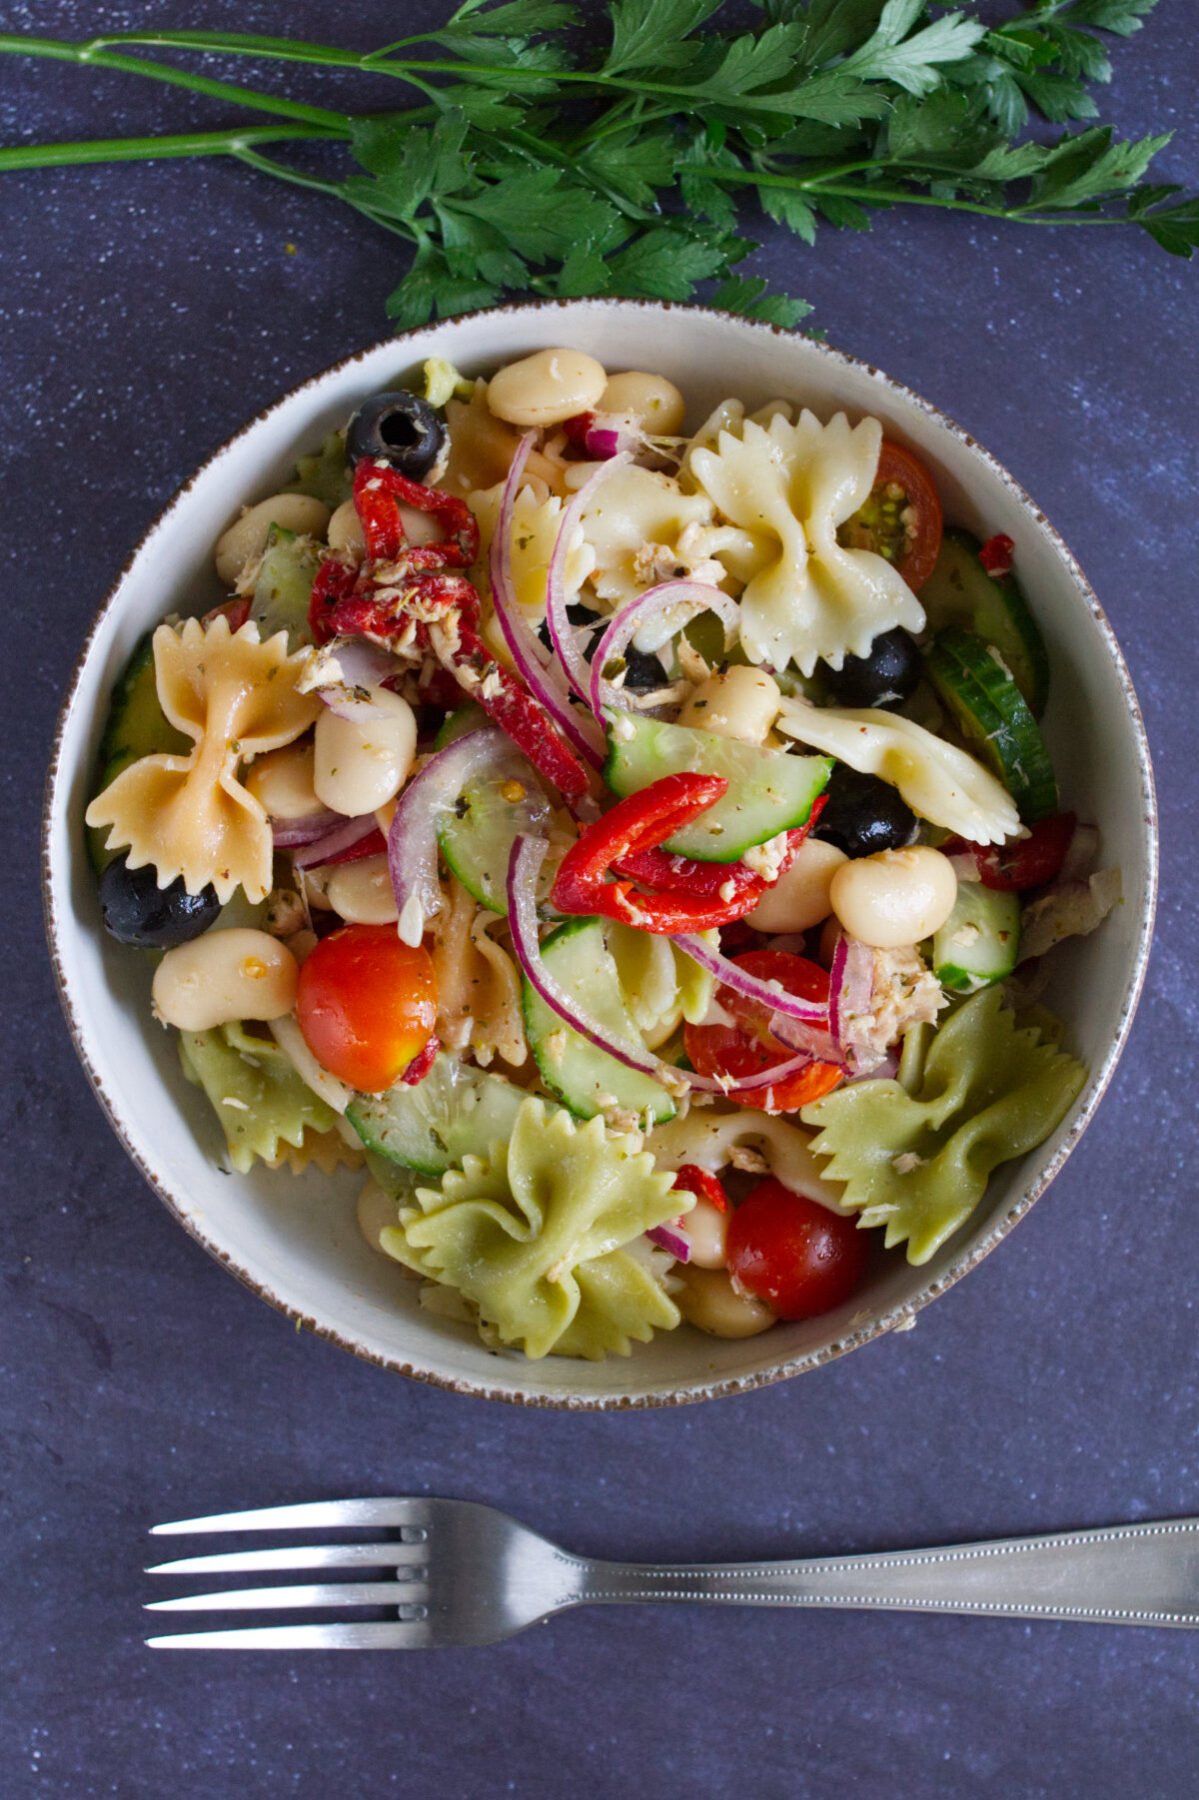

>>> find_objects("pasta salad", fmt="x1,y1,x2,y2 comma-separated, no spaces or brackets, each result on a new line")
85,346,1120,1361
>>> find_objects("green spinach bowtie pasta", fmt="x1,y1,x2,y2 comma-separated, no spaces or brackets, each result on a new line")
85,347,1117,1360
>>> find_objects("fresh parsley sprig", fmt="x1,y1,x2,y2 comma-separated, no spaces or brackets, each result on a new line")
0,0,1192,331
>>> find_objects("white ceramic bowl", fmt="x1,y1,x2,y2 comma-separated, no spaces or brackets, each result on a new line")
44,300,1157,1408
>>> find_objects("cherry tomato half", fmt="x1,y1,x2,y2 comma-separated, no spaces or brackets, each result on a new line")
839,439,943,592
946,813,1076,892
683,950,843,1114
726,1178,868,1320
296,923,437,1093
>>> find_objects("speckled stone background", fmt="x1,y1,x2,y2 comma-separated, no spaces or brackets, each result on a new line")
3,4,1198,1795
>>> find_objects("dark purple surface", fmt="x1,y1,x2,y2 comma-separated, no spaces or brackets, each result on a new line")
3,5,1198,1795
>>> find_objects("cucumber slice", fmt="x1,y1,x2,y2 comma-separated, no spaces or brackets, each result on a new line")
249,524,320,648
286,429,352,509
437,759,552,912
920,529,1049,716
346,1056,527,1176
603,709,831,863
522,918,676,1124
926,629,1059,823
434,703,487,750
933,881,1021,991
87,634,190,874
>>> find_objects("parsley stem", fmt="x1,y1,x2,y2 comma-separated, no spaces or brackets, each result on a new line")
0,124,342,171
230,146,418,245
783,179,1128,226
10,28,839,117
700,164,1128,227
0,33,352,132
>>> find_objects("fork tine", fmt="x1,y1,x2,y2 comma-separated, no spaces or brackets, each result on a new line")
150,1498,431,1536
146,1581,425,1613
147,1622,432,1651
146,1542,428,1576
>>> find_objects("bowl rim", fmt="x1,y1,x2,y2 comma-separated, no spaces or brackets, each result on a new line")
42,296,1159,1410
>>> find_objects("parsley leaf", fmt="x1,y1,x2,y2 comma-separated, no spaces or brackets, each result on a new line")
604,0,723,75
0,0,1192,335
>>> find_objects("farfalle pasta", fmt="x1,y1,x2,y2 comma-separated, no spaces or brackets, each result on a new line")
86,349,1107,1359
690,410,926,674
380,1099,685,1359
571,461,716,608
178,1020,337,1173
430,875,527,1069
86,616,319,903
774,695,1020,844
801,988,1086,1264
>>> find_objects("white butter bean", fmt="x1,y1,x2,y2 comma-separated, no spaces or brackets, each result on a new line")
152,929,298,1032
676,1266,776,1339
313,689,416,817
326,498,365,556
487,348,607,427
747,838,848,935
330,495,441,553
830,845,958,950
681,1199,728,1271
245,740,319,821
214,493,330,587
324,854,398,925
600,371,686,434
679,665,782,746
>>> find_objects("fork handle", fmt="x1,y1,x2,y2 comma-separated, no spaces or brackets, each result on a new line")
579,1517,1199,1628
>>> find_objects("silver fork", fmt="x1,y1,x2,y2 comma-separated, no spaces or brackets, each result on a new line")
144,1499,1199,1648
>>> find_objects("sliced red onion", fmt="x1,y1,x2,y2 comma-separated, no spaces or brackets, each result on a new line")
545,454,629,706
583,415,645,459
589,581,739,720
647,1221,692,1262
271,808,342,850
387,725,510,945
766,1012,844,1066
828,930,875,1069
489,434,604,767
291,812,378,870
319,689,377,724
845,1049,899,1085
585,425,623,459
317,638,398,691
508,836,828,1102
673,934,829,1025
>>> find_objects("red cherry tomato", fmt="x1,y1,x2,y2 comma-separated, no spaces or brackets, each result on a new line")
726,1178,868,1320
296,924,437,1093
840,440,943,592
683,950,844,1114
946,813,1076,892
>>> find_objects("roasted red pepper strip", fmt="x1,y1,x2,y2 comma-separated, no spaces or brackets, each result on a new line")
325,564,591,802
322,462,589,802
672,1164,732,1214
612,794,828,900
309,554,361,645
399,1033,441,1087
979,532,1015,577
202,595,252,632
353,458,478,569
551,773,774,933
437,606,592,802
